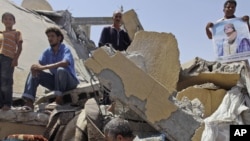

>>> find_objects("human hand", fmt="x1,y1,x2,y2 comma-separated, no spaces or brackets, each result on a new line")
11,59,18,67
206,22,214,39
31,64,43,71
30,64,43,77
206,22,214,29
242,15,249,22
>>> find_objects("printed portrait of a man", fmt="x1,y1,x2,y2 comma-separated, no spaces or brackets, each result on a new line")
212,18,250,62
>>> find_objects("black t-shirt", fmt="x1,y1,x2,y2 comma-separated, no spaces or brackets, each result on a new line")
98,26,131,51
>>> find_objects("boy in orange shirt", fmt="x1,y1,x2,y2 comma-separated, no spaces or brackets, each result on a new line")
0,12,23,110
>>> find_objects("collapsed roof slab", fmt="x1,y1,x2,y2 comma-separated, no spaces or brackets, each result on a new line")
21,0,53,11
176,84,227,118
127,31,181,94
178,57,250,94
178,73,239,91
84,48,201,141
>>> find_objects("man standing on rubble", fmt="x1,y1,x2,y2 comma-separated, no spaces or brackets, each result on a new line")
98,10,131,51
21,27,79,110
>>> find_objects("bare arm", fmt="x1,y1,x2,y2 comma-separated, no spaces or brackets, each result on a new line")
12,41,23,67
31,60,69,71
242,15,250,32
206,22,214,39
30,60,68,77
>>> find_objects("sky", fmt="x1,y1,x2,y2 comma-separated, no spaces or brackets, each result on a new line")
11,0,250,64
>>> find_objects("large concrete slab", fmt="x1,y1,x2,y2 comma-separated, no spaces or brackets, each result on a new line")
21,0,53,11
178,57,250,91
84,48,201,141
127,31,181,93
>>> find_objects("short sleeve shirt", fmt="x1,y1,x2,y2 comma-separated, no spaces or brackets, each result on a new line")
0,30,22,58
39,43,79,82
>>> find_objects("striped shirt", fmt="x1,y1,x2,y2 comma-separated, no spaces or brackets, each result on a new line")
0,30,22,59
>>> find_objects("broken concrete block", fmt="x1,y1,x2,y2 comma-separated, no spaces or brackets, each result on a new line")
123,9,144,40
126,52,147,72
191,124,205,141
127,31,181,93
176,84,227,118
85,48,177,122
85,48,201,141
0,110,49,126
178,57,250,92
35,82,100,105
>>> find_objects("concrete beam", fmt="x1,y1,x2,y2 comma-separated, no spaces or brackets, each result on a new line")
72,17,113,26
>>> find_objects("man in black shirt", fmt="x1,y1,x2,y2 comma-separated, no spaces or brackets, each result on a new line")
98,10,131,51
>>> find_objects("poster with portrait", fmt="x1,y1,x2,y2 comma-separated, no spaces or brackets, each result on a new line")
212,18,250,63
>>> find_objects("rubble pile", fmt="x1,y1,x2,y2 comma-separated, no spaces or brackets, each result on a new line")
85,31,250,141
1,0,250,141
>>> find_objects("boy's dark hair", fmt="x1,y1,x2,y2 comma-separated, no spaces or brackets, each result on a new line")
2,12,15,22
45,27,64,43
224,0,237,8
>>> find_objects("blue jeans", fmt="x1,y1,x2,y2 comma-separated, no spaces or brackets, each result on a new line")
22,67,79,101
0,54,14,107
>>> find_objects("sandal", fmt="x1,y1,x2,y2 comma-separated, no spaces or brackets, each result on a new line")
45,102,59,110
15,106,33,113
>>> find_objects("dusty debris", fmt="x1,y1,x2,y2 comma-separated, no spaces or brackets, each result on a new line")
85,33,250,141
84,47,201,140
176,85,226,118
179,57,250,93
1,0,250,141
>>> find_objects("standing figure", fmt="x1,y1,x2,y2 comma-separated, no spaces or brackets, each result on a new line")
205,0,250,40
22,27,79,110
0,12,23,111
98,10,131,51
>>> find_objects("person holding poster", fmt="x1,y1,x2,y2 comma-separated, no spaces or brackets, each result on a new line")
206,0,250,40
205,0,250,61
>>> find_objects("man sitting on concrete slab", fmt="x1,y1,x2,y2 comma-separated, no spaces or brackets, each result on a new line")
21,27,79,111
